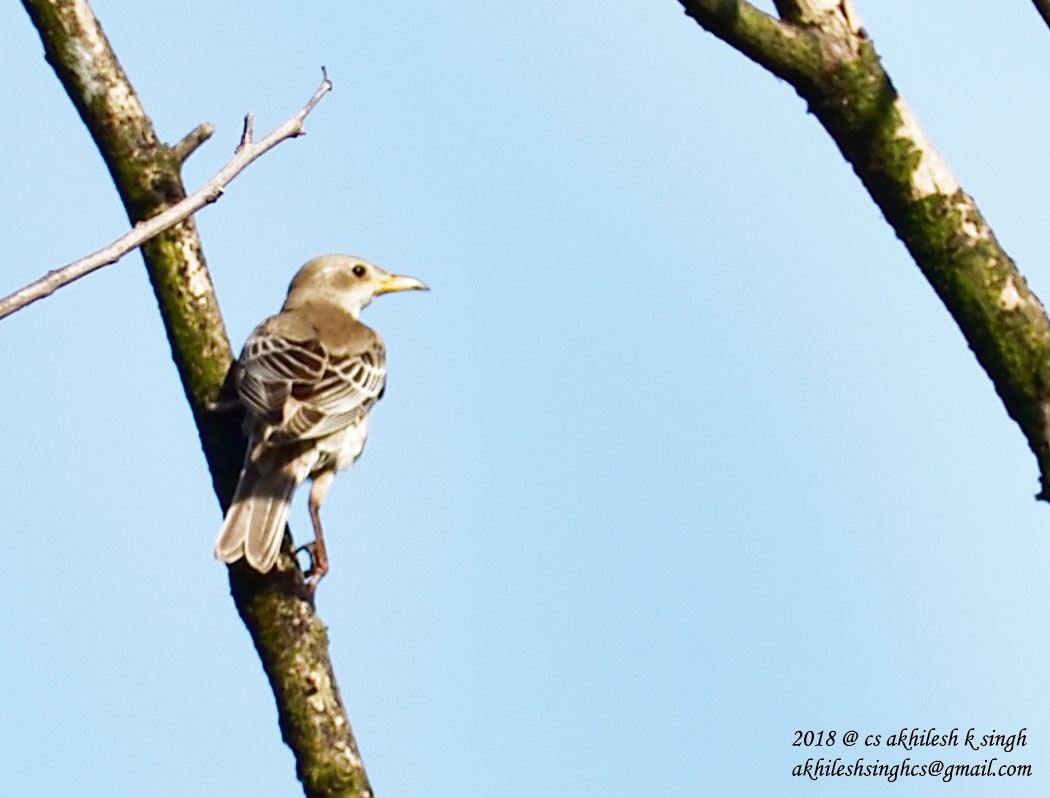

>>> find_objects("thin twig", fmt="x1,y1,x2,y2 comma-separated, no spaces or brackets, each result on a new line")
0,68,332,321
172,121,216,163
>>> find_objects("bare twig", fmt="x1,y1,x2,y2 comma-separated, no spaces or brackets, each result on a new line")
172,122,216,163
0,68,332,321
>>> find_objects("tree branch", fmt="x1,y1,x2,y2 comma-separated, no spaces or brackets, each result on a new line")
1033,0,1050,33
680,0,1050,499
0,72,330,321
20,1,371,795
676,0,817,85
171,121,216,163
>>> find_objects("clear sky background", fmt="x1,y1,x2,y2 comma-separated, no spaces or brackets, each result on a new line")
3,1,1049,796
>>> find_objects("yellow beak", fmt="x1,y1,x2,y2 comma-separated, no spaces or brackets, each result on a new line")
376,273,429,295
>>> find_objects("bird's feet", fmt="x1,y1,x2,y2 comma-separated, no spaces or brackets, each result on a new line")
296,540,330,595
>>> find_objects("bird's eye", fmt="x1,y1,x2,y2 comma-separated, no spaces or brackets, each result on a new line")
352,264,368,278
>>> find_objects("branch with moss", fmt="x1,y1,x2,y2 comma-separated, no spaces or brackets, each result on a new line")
679,0,1050,499
20,1,371,795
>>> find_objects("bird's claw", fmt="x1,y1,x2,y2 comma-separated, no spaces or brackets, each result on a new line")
296,541,329,595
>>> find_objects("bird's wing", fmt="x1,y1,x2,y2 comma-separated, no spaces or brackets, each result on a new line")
296,343,386,437
237,310,386,443
237,314,326,428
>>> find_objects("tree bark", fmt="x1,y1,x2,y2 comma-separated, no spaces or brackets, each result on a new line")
20,1,372,795
680,0,1050,499
1033,0,1050,33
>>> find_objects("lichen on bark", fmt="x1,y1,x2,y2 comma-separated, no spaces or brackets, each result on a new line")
21,1,374,794
681,0,1050,498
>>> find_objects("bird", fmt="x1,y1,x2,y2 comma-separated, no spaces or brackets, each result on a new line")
214,254,427,592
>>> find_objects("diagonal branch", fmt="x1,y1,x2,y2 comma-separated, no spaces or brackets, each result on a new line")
1034,0,1050,33
0,71,330,321
172,121,216,163
20,1,372,796
680,0,1050,499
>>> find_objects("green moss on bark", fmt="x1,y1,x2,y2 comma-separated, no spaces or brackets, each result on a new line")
23,1,375,793
681,0,1050,497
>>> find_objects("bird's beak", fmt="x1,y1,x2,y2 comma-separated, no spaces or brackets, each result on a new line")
376,273,429,294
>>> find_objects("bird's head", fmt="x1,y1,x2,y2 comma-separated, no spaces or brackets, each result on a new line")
283,254,428,318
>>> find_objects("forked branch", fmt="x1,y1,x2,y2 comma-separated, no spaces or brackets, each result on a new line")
0,69,332,321
20,1,369,793
680,0,1050,499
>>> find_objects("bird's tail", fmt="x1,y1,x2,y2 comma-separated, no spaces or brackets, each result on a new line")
213,462,298,574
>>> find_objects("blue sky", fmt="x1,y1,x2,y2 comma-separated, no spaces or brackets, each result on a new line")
3,1,1050,795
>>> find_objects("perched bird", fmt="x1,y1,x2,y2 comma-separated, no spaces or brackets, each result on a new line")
214,254,427,591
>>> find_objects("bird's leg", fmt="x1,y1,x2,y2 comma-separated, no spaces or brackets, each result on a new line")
303,470,336,593
305,504,329,593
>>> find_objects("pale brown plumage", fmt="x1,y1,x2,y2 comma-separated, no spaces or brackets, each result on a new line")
214,254,426,590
